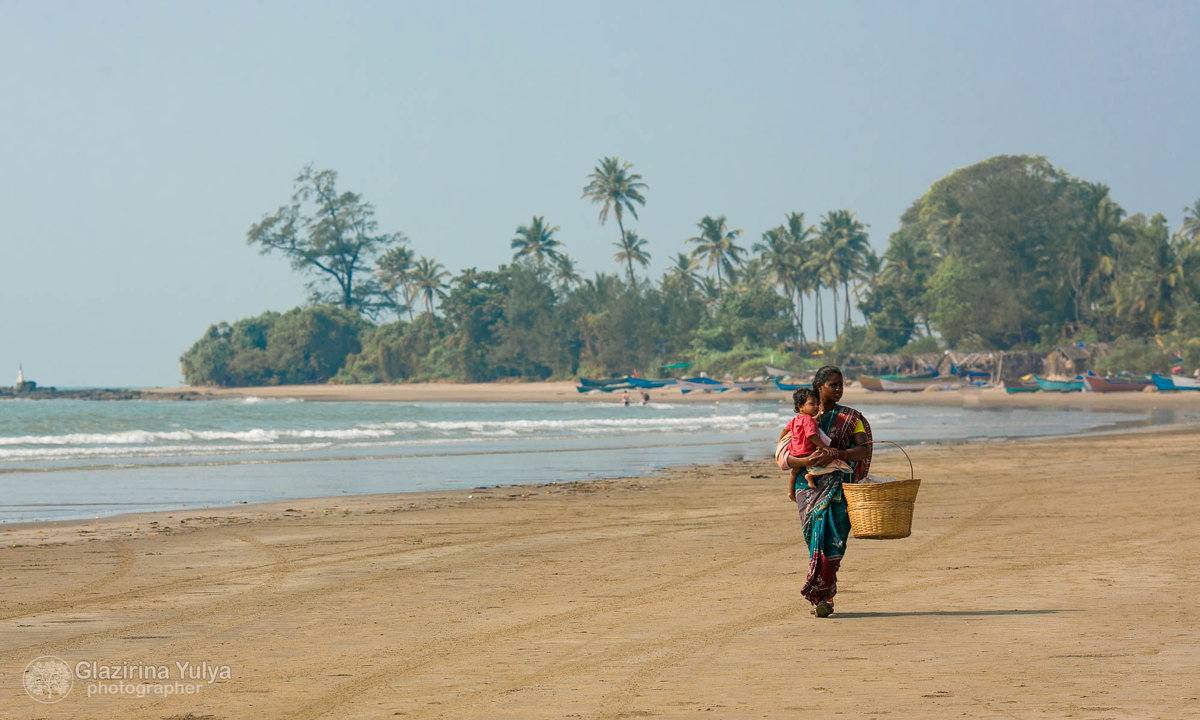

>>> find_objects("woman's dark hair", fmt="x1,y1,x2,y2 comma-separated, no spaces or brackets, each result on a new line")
792,387,816,412
812,365,843,391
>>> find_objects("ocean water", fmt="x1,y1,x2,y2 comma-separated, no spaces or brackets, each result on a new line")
0,396,1168,523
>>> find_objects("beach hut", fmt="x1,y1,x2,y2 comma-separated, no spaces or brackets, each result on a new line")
1044,344,1110,377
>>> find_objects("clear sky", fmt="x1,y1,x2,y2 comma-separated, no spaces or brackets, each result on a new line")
2,0,1197,387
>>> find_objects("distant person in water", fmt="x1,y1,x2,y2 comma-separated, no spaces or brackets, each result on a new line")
640,391,650,405
622,390,630,407
785,387,850,490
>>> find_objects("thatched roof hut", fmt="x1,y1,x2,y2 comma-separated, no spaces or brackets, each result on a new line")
1044,344,1111,377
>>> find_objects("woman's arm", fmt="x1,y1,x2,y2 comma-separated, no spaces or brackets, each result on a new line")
785,450,826,469
828,431,871,463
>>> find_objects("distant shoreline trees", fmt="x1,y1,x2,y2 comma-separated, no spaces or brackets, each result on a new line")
181,156,1200,386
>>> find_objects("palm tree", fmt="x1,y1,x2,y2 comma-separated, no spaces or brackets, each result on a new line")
782,212,817,343
663,252,701,297
511,216,564,268
376,243,415,320
552,253,582,290
410,256,449,315
754,225,801,338
613,230,651,285
696,275,722,306
814,210,871,339
807,225,838,342
686,215,745,295
579,272,626,308
1179,197,1200,244
581,156,648,248
734,257,771,290
828,210,872,331
850,249,882,318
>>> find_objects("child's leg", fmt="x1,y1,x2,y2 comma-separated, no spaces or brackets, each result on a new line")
804,470,818,489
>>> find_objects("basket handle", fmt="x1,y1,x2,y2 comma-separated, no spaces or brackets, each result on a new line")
863,440,914,481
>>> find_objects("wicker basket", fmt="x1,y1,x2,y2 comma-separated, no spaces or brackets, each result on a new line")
842,440,920,539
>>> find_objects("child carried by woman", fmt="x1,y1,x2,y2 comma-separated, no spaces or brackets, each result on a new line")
785,387,851,493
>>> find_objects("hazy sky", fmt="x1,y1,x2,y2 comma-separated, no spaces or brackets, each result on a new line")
2,0,1197,387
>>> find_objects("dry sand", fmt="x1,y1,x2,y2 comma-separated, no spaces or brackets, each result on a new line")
3,423,1198,718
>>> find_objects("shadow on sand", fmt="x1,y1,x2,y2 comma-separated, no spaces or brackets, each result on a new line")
832,609,1079,619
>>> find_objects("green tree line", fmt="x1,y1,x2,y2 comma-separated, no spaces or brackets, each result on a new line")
181,155,1200,386
857,155,1200,368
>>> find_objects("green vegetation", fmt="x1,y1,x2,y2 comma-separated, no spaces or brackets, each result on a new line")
182,155,1200,386
860,155,1200,354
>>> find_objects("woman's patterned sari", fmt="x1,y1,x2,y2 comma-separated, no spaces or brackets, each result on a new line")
797,405,871,605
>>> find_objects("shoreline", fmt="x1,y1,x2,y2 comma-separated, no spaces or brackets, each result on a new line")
138,381,1200,412
2,425,1196,717
4,415,1194,542
4,392,1196,527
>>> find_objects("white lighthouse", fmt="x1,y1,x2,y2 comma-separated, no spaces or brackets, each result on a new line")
15,364,23,389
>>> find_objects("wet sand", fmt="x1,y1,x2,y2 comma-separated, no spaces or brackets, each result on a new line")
145,380,1200,413
2,425,1197,718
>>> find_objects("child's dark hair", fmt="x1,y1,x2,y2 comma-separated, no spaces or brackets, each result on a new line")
812,365,843,391
792,387,816,412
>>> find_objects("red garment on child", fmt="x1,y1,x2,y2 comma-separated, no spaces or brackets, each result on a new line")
787,414,819,457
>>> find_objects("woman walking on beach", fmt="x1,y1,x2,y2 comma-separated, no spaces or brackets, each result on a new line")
783,365,872,617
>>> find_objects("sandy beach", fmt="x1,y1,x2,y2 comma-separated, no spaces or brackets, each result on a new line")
146,380,1200,413
3,421,1198,718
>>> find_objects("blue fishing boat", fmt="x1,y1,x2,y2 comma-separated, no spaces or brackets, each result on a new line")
1150,373,1200,391
678,379,728,394
626,376,677,389
577,377,623,388
1003,377,1039,393
575,381,635,393
1032,374,1084,392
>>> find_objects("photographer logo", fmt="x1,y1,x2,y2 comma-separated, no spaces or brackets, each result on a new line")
23,656,73,703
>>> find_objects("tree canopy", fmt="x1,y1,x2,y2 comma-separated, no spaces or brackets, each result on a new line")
189,155,1200,386
860,155,1200,354
247,166,400,312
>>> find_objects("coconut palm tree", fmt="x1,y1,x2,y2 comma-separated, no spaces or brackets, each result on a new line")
696,275,722,306
376,243,415,320
552,253,582,290
663,252,701,297
754,225,801,338
581,156,648,247
687,215,745,296
814,210,871,339
410,256,449,315
829,210,872,331
782,212,817,343
613,230,651,285
806,224,839,342
511,216,564,269
1179,197,1200,244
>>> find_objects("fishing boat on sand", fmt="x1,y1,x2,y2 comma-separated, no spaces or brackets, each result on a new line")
1032,374,1084,392
626,376,677,389
1151,373,1200,391
857,375,884,391
857,370,938,392
1082,374,1152,392
878,375,959,392
576,377,636,393
678,379,729,394
1003,377,1039,393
